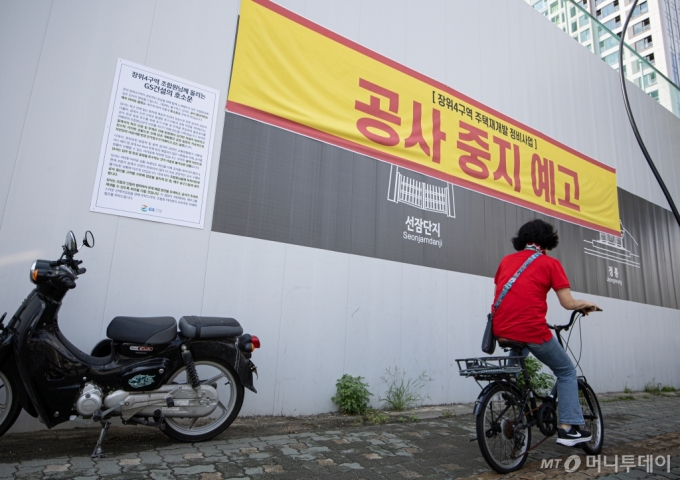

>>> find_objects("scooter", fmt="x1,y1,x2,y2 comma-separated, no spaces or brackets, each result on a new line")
0,231,260,457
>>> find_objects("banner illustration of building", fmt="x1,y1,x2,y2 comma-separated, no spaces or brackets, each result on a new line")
388,166,455,218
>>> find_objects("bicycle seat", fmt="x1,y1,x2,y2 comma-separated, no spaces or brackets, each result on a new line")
497,338,527,350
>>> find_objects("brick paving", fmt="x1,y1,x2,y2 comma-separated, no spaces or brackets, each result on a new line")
0,392,678,479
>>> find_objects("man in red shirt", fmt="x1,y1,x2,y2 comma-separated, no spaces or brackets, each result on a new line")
492,219,599,446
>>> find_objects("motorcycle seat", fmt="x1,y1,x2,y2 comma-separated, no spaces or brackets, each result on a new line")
179,316,243,339
107,316,177,345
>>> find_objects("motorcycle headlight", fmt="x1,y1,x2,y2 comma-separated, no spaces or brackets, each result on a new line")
30,261,38,284
30,260,51,285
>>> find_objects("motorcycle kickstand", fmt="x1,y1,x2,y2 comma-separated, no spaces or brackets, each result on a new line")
91,421,111,459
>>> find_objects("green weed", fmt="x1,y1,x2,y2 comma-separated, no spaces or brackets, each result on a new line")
364,408,388,425
332,374,372,415
379,367,432,411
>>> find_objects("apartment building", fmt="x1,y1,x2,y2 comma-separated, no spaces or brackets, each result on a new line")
528,0,680,114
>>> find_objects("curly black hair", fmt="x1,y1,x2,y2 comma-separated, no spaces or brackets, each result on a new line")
511,219,559,251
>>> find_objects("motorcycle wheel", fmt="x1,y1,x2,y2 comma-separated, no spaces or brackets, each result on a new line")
161,356,244,442
0,368,21,437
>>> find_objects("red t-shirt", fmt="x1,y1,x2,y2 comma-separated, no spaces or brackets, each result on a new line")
491,250,570,344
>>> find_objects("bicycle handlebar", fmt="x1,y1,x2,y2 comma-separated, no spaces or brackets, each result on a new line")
547,307,602,332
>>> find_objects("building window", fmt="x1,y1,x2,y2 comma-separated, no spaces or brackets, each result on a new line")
648,90,659,101
572,21,578,32
634,35,653,52
632,18,651,36
602,15,621,32
631,1,648,19
579,15,589,27
645,52,655,64
581,28,592,41
599,35,619,50
643,72,657,87
631,60,641,74
603,51,619,65
570,6,576,16
550,1,559,14
597,0,619,19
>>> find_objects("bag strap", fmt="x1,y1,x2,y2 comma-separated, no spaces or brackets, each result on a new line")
492,252,541,314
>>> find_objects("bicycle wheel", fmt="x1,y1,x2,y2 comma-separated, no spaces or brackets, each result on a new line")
578,382,603,454
476,383,531,474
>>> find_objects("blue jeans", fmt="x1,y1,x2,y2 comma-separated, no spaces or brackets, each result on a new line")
509,336,584,426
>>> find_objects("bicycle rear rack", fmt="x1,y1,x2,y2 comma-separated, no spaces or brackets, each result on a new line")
456,356,523,381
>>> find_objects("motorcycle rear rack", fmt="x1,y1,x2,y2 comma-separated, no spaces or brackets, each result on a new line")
456,356,523,380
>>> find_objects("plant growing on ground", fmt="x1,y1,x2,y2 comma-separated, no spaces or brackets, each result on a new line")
644,379,677,395
364,408,388,425
517,356,555,396
442,409,453,418
379,367,432,411
624,386,632,394
332,374,372,415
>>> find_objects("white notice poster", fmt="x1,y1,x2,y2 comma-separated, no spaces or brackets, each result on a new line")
91,59,220,229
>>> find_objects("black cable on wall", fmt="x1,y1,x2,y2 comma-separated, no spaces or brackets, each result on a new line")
618,0,680,229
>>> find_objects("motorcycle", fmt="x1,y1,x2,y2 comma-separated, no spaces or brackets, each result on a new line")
0,231,260,457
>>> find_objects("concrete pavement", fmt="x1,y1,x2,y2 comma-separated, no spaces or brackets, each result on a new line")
0,391,678,479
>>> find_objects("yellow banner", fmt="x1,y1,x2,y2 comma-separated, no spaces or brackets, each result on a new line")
228,0,620,235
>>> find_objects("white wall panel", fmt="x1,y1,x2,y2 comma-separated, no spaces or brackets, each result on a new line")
534,11,562,144
0,0,52,227
358,0,407,65
272,244,350,415
403,0,447,84
398,263,449,405
343,254,403,409
477,0,513,116
506,0,541,128
445,271,495,404
100,219,208,329
304,0,361,42
444,1,482,101
201,233,287,416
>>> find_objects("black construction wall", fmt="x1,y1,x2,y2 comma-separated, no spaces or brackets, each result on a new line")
212,113,680,310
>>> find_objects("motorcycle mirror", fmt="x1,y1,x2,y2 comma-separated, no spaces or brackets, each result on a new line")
83,230,95,248
65,230,78,254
